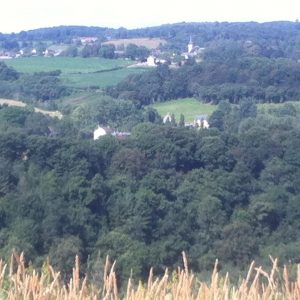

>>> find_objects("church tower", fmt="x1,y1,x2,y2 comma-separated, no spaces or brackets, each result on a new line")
188,36,194,53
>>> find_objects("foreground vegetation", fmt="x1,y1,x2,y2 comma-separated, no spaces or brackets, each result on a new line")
1,252,299,299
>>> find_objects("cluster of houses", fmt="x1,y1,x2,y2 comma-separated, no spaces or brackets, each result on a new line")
142,37,205,68
93,112,209,141
0,35,204,64
0,36,100,60
93,126,131,141
163,113,210,129
0,48,64,59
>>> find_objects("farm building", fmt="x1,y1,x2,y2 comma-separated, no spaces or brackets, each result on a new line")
93,126,131,140
93,126,110,140
194,115,209,128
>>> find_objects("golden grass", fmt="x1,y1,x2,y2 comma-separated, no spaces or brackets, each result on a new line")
102,38,167,49
0,98,63,119
0,251,299,299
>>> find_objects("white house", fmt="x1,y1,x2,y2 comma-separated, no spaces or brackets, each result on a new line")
163,113,172,124
93,126,108,140
194,115,209,129
147,55,157,67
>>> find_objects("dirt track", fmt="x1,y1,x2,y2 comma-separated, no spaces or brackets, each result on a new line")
0,99,63,119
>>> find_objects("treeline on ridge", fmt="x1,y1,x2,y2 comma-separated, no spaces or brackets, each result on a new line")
1,22,300,60
107,56,300,104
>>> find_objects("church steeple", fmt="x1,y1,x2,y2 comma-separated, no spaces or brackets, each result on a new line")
188,36,194,53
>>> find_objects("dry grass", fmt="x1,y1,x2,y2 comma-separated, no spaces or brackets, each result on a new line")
0,98,63,119
0,99,27,108
102,38,167,49
0,251,299,299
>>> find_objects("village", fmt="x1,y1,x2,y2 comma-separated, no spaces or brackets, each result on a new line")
93,113,209,141
0,35,205,68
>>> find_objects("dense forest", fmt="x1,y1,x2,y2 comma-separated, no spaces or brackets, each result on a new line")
1,100,300,283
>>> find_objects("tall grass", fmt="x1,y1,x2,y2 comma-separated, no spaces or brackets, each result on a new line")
0,251,299,299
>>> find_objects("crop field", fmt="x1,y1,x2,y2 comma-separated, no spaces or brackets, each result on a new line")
5,57,147,88
61,67,148,88
151,98,217,122
102,37,167,49
5,57,132,74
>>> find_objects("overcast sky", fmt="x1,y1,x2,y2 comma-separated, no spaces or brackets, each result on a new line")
1,0,299,33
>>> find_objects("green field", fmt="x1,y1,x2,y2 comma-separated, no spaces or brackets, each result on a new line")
61,67,148,88
5,57,131,73
151,98,216,122
5,57,147,89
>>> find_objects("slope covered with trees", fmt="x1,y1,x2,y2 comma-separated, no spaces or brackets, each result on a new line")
0,100,300,282
107,56,300,104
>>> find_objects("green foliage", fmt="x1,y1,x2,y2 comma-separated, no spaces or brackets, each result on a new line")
0,62,19,81
99,44,116,59
107,57,300,105
1,61,300,286
125,43,150,60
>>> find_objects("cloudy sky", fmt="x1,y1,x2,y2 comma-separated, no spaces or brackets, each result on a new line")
1,0,299,33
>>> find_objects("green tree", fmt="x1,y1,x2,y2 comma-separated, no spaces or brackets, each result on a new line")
179,114,185,127
99,44,116,59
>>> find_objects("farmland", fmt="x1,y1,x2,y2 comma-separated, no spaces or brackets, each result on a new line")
151,98,217,122
5,57,147,89
5,57,131,73
102,37,167,49
151,99,300,124
0,98,63,118
62,67,148,88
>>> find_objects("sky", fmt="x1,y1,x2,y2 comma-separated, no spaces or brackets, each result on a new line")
1,0,299,33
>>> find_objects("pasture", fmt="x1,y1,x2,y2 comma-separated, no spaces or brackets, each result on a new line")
5,57,131,74
151,98,216,122
62,67,148,88
5,57,147,88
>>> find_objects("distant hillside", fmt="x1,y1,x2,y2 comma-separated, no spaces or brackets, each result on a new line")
1,21,299,57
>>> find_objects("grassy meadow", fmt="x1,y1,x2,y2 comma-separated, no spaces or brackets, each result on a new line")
5,57,147,89
61,67,148,88
151,98,217,122
5,57,131,73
